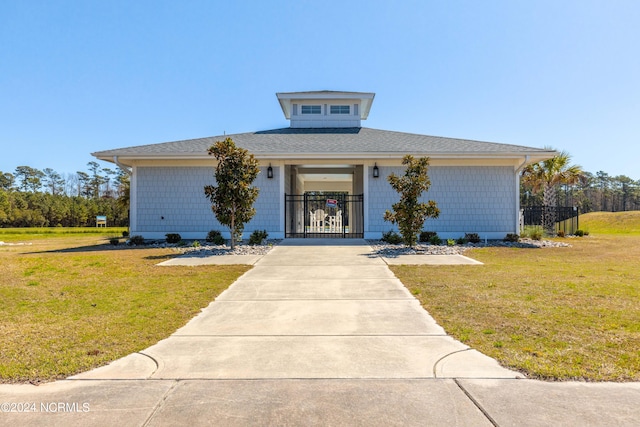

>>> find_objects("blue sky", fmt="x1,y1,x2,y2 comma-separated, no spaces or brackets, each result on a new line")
1,0,639,179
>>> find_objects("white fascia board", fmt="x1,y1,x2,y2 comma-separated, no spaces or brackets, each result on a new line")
95,150,556,167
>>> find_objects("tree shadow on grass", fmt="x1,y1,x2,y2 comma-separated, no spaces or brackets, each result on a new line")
22,243,178,257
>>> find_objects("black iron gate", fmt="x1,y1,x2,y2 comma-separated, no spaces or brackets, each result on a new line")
285,193,364,238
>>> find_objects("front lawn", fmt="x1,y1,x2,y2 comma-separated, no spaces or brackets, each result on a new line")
393,231,640,381
0,232,248,383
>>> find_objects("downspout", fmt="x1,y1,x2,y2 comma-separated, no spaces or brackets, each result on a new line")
514,155,530,234
113,156,132,176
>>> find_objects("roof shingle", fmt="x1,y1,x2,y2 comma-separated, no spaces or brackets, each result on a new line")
92,127,553,160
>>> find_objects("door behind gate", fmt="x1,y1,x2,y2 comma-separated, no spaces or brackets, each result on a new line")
284,193,364,238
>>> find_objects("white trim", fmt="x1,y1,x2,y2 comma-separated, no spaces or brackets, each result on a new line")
514,155,529,234
279,162,285,235
363,162,370,235
97,153,554,167
130,165,138,235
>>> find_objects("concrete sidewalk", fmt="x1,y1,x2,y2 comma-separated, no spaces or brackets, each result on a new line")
1,239,639,426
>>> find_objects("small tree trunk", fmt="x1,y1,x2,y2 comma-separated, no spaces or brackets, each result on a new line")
542,184,557,236
230,215,236,249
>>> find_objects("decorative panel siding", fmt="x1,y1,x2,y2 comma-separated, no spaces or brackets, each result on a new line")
250,166,281,232
368,166,516,237
135,166,280,238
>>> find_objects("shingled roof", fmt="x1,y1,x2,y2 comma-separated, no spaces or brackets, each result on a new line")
92,127,555,162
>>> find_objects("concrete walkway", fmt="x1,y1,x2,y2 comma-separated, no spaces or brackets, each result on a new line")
1,239,639,426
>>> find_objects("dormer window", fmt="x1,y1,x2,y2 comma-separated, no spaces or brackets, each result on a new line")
330,105,350,115
301,105,321,114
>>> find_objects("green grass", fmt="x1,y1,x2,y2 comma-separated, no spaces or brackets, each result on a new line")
0,233,249,383
0,227,128,242
392,212,640,381
580,210,640,235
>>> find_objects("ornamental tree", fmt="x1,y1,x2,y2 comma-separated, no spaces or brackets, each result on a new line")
521,149,584,235
204,137,260,249
384,155,440,247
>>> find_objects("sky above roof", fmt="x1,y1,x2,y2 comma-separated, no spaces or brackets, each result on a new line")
1,0,639,179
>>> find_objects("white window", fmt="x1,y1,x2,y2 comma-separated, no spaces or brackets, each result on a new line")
330,105,350,115
301,105,321,114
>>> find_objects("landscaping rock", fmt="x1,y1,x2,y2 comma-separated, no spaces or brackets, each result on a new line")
176,240,280,256
368,238,570,257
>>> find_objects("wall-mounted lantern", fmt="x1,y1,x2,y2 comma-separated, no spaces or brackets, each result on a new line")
267,164,274,179
373,163,379,178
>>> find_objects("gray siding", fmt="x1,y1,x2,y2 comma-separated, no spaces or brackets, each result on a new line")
134,166,280,239
368,166,516,238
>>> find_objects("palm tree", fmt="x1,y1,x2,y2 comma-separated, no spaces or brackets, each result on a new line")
521,149,584,235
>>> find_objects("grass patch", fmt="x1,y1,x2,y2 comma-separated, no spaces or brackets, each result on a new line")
0,227,128,242
393,230,640,381
0,233,249,383
580,211,640,235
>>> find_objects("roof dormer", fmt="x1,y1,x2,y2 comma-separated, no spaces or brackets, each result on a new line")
276,90,375,128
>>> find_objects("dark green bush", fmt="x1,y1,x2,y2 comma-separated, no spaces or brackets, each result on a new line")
122,230,129,238
128,235,145,245
456,237,468,245
249,230,268,245
109,237,120,246
419,231,438,242
429,235,442,245
381,230,403,244
575,229,585,237
504,233,519,242
465,233,481,243
165,233,182,244
206,230,226,245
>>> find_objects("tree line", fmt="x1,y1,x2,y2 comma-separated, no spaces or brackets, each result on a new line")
522,169,640,213
0,162,129,227
0,156,638,229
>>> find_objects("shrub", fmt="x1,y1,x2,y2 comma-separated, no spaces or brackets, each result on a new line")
419,231,438,242
557,230,566,238
165,233,182,244
575,229,585,237
447,239,456,247
192,240,201,248
206,230,226,245
504,233,519,242
109,237,120,246
429,235,442,245
530,230,543,240
122,231,129,238
381,230,403,244
465,233,481,244
128,235,145,245
249,230,268,245
456,237,468,245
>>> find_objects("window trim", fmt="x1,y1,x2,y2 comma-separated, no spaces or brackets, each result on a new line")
301,105,322,115
330,105,351,115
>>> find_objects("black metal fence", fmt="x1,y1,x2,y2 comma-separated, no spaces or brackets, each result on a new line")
520,206,580,235
285,193,364,238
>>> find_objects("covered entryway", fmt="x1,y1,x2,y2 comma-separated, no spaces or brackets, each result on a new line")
283,164,364,238
285,193,364,238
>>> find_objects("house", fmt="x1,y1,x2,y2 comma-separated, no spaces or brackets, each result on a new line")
92,91,555,240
